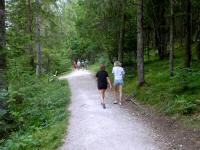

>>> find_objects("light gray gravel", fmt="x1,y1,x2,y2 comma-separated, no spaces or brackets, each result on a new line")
58,70,167,150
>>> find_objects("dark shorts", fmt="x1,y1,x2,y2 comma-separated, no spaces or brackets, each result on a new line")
98,83,107,90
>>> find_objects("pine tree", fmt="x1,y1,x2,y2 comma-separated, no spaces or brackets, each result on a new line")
137,0,145,85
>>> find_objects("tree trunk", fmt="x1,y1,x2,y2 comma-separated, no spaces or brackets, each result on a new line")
184,0,192,68
0,0,7,131
195,23,200,63
197,40,200,63
137,0,145,86
118,0,125,64
152,0,167,59
36,0,42,76
146,29,150,61
0,0,6,89
169,0,175,76
28,0,34,68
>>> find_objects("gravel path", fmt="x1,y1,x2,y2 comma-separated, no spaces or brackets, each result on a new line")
58,70,167,150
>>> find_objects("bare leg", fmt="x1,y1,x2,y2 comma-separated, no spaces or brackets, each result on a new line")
119,85,123,105
99,90,106,103
114,86,118,103
100,89,106,109
99,90,103,104
102,90,106,104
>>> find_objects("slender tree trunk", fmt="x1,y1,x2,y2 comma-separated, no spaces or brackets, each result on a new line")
196,25,200,63
0,0,5,53
0,0,6,89
28,0,34,68
118,0,125,64
184,0,192,68
169,0,175,76
152,0,167,59
137,0,145,86
36,0,42,76
146,30,150,61
197,40,200,63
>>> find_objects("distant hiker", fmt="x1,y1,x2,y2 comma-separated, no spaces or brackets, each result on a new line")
96,64,112,109
77,60,81,70
73,60,77,70
85,59,88,69
81,60,85,69
112,61,125,105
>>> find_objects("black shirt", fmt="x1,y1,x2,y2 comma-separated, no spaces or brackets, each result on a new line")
96,70,109,89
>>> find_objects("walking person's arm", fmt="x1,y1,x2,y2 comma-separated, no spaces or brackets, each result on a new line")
96,72,98,81
107,77,112,90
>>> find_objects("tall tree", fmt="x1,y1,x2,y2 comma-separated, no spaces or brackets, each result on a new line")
0,0,6,88
118,0,125,63
169,0,175,76
0,0,7,138
36,0,42,76
28,0,34,68
196,37,200,63
151,0,168,59
137,0,145,85
185,0,192,68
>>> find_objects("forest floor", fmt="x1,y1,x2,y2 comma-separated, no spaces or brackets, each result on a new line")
57,70,199,150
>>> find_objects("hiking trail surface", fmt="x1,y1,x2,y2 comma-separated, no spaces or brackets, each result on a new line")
58,70,169,150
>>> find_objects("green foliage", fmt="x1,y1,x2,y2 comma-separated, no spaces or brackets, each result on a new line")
65,0,138,62
165,95,197,115
0,77,70,150
123,56,200,117
2,1,72,148
0,89,10,137
172,68,200,90
97,53,110,66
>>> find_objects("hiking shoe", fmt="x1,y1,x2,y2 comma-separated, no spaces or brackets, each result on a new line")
113,101,118,104
102,103,106,109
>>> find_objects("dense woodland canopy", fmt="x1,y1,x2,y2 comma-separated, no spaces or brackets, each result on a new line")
0,0,200,149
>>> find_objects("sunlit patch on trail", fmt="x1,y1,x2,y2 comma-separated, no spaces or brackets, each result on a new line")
58,70,91,80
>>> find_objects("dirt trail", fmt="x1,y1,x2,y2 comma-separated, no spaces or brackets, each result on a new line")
58,70,168,150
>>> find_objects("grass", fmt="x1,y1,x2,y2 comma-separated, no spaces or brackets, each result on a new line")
0,76,70,150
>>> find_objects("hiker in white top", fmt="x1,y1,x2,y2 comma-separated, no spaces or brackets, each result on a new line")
112,61,125,105
77,60,81,70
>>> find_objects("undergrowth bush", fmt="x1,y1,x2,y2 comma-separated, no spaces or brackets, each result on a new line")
164,95,197,115
0,75,70,150
172,68,200,90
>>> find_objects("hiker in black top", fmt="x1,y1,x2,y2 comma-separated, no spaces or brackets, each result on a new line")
96,64,112,109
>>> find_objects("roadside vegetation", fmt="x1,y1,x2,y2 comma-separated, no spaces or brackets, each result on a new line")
0,1,71,150
0,77,70,150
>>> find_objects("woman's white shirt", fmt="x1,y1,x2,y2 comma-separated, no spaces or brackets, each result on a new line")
112,66,125,80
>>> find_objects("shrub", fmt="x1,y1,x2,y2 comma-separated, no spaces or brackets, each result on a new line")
173,68,200,90
164,95,197,115
0,75,70,150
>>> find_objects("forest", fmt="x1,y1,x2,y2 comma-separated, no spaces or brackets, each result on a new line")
0,0,200,149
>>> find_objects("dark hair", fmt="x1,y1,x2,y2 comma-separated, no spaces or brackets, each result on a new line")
100,64,105,71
